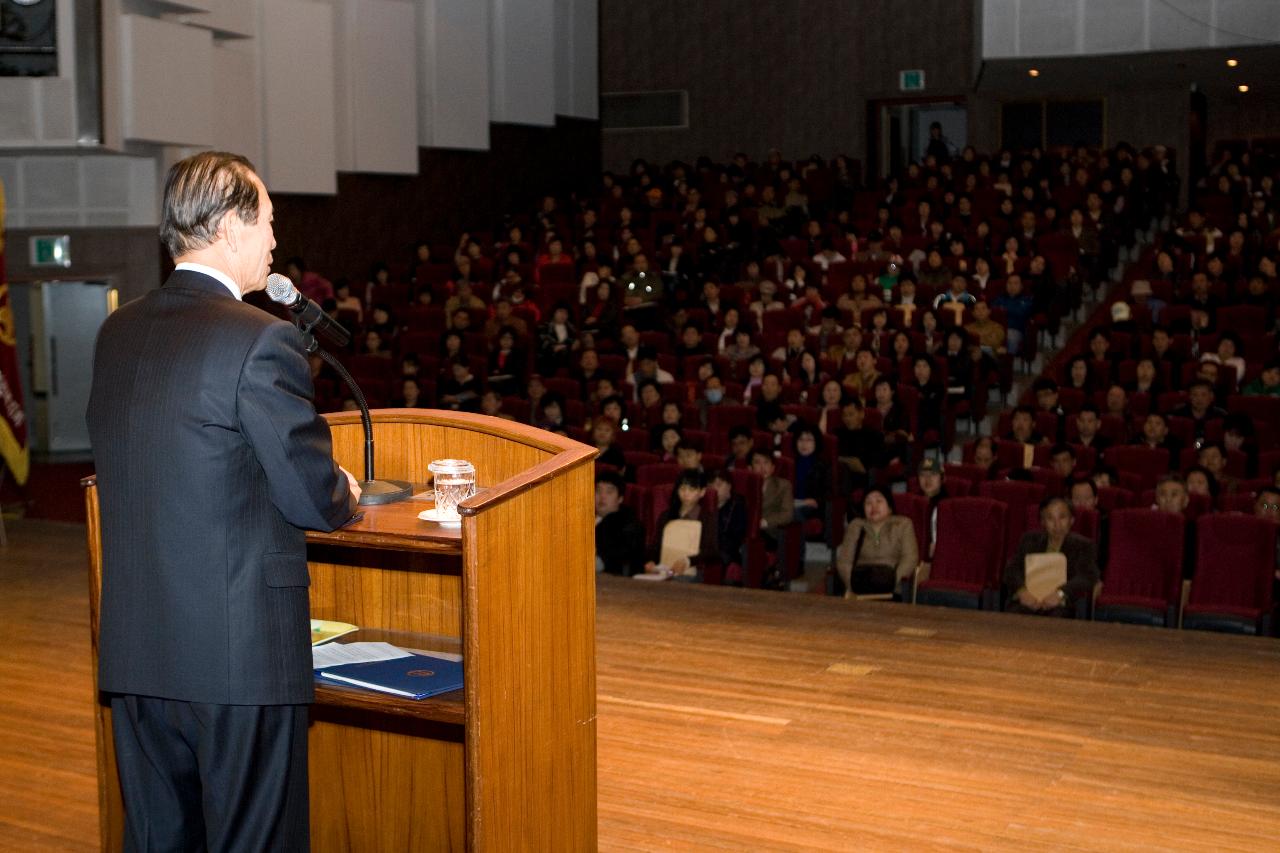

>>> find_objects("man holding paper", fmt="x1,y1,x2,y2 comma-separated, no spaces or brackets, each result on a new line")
1003,496,1099,616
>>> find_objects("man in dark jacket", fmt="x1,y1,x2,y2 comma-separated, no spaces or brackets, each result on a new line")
595,471,646,576
87,152,360,851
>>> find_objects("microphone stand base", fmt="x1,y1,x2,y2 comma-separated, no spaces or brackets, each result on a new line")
358,479,414,505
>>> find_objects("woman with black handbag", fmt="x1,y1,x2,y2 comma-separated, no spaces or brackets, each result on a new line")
835,487,919,600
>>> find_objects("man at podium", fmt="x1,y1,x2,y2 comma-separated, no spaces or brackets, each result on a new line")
86,152,360,851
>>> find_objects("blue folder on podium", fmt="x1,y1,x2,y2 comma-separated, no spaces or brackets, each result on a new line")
317,654,464,700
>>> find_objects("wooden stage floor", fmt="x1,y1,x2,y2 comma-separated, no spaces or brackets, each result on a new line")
4,519,1280,851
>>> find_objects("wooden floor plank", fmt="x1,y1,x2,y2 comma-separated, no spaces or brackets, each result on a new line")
3,520,1279,851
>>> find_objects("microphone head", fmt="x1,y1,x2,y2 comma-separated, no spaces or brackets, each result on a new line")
266,272,297,304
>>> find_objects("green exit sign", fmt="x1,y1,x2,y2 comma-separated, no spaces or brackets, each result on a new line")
899,69,926,92
29,235,71,268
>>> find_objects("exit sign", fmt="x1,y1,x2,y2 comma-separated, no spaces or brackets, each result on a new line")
29,235,71,268
899,69,926,92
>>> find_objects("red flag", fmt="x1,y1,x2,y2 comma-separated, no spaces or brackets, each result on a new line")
0,179,30,485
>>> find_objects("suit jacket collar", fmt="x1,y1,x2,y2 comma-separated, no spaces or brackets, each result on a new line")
163,268,238,301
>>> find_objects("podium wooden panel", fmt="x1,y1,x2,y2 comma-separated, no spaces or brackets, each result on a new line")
84,409,598,851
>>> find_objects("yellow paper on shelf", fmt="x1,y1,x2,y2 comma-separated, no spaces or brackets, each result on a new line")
311,619,359,646
1024,553,1067,601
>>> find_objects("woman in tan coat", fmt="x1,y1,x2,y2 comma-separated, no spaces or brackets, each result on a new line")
836,487,919,598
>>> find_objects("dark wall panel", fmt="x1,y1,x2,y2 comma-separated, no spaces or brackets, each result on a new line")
599,0,978,170
271,117,601,284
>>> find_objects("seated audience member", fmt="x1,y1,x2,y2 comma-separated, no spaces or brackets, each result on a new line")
1004,405,1047,446
628,346,675,393
398,378,423,408
1171,380,1228,442
484,297,529,342
1134,412,1182,462
1003,497,1099,617
1148,325,1184,387
711,469,749,580
286,256,333,303
835,487,919,598
1197,442,1237,494
1128,357,1164,397
1091,463,1119,491
724,328,761,364
535,392,569,431
1064,355,1096,395
1069,477,1098,512
1184,464,1218,500
792,426,830,524
1033,378,1067,442
841,348,881,399
1153,474,1190,515
727,426,755,469
971,436,999,476
643,471,718,581
750,450,796,585
333,279,363,321
815,379,846,434
834,398,885,490
910,356,945,438
1074,404,1111,454
592,418,628,477
1198,331,1246,385
1048,444,1078,492
1156,472,1199,576
1254,487,1280,526
486,327,526,396
652,424,684,463
964,300,1006,355
479,390,515,421
1103,384,1130,420
915,456,948,559
1243,360,1280,397
1087,329,1121,384
993,274,1034,355
438,359,480,412
594,471,646,576
932,274,978,324
444,279,485,321
871,378,912,465
675,441,705,474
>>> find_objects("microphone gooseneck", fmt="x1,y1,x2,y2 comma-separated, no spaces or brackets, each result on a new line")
268,272,410,506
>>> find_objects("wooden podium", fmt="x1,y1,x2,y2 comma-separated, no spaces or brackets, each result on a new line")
84,409,599,851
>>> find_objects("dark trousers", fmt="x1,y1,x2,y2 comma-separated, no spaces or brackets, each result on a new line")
110,695,309,853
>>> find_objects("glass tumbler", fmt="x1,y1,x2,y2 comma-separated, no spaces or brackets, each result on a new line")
428,459,476,519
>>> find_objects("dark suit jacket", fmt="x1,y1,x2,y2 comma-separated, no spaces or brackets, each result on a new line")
87,270,355,706
1003,531,1099,605
596,505,646,576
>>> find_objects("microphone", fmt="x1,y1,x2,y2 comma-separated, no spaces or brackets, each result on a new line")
266,272,351,348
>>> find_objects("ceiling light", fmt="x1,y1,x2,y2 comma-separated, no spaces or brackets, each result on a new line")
1238,84,1250,93
1226,58,1239,67
1028,68,1040,77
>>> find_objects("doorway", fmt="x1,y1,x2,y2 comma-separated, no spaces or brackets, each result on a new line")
868,100,968,181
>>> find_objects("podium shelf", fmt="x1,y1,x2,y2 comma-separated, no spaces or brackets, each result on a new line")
313,628,465,725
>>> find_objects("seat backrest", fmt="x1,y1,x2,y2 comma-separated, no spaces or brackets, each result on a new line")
978,479,1047,556
730,469,763,535
635,463,681,488
931,498,1007,587
1103,509,1185,604
1189,514,1276,612
1105,446,1170,490
894,492,930,557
